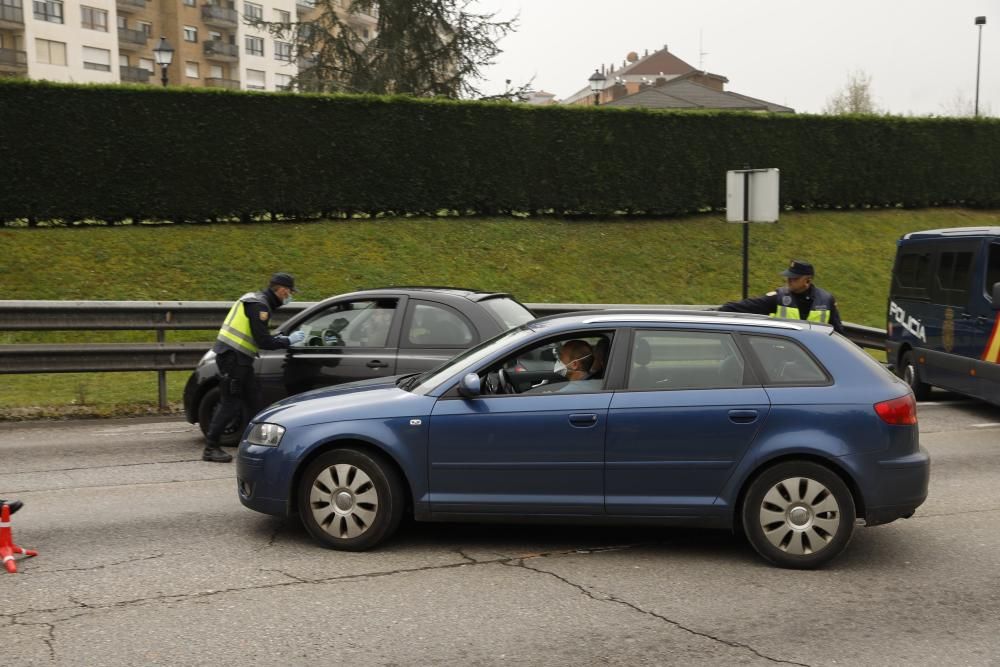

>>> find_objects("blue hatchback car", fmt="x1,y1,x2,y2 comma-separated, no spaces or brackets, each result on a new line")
237,310,930,569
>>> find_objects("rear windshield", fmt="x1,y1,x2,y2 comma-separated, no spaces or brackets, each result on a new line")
480,297,535,329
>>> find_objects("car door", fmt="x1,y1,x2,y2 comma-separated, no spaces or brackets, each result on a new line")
395,299,481,376
926,246,979,394
427,331,614,515
605,329,770,516
258,297,404,401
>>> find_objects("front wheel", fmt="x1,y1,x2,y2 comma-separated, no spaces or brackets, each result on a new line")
742,461,856,569
298,448,405,551
898,351,931,401
197,386,243,446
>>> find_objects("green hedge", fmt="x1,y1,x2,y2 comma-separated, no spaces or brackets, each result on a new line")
2,79,1000,223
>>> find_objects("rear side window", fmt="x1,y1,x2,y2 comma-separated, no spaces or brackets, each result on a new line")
628,331,747,390
479,297,535,329
893,251,932,299
986,244,1000,302
745,335,829,385
936,251,974,306
406,302,475,347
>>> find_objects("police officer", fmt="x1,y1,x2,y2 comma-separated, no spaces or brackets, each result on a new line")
718,260,844,334
202,273,306,462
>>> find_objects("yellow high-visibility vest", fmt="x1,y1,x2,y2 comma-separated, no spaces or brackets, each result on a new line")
769,287,833,324
215,292,266,357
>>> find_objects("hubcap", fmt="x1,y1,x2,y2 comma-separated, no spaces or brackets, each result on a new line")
309,463,379,539
758,477,841,556
904,364,916,387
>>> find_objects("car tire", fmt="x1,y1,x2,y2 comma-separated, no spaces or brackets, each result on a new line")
742,461,856,569
298,448,405,551
197,386,243,446
898,351,931,401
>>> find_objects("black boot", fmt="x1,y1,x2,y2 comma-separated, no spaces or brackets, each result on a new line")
0,499,23,514
202,446,233,463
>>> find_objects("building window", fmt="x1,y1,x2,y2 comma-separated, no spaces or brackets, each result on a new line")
82,46,111,71
208,30,221,41
209,64,223,78
33,0,62,23
245,35,263,56
35,38,67,65
245,68,265,89
137,21,152,36
139,57,154,73
274,8,289,23
243,1,261,19
119,54,129,66
274,41,291,61
117,15,126,29
81,6,107,31
275,73,292,91
185,61,199,78
182,0,195,5
183,25,197,42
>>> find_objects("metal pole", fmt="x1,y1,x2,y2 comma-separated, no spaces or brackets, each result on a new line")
160,65,168,87
976,23,983,117
157,329,167,411
742,170,750,299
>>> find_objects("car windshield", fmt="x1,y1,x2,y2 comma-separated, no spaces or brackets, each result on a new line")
401,326,536,395
479,297,536,329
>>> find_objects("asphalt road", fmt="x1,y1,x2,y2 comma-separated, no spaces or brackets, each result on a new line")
2,395,999,666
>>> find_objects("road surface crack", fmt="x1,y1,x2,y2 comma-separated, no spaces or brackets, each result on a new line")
508,557,811,667
0,459,202,476
32,553,166,574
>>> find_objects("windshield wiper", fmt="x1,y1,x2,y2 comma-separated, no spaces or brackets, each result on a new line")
396,373,421,390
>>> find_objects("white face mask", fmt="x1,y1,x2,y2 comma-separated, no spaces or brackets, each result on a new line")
554,353,591,377
283,294,294,305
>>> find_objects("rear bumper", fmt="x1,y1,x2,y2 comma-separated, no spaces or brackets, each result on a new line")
849,448,930,526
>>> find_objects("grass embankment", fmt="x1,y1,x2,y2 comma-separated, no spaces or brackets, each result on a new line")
3,208,998,417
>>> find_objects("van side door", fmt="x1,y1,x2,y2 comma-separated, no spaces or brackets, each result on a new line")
970,241,1000,403
927,244,980,395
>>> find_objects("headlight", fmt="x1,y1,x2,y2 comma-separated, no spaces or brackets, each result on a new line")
196,350,217,368
246,422,285,447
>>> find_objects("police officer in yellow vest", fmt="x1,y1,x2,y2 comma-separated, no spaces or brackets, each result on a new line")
718,260,844,334
203,273,306,462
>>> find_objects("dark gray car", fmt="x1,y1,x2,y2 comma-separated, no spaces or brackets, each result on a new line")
183,287,534,443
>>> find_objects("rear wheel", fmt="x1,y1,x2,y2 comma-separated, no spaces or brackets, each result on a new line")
197,386,243,446
742,461,855,569
298,448,405,551
898,351,931,401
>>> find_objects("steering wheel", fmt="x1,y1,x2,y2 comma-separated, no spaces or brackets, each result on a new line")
321,329,345,347
497,368,517,395
483,372,500,394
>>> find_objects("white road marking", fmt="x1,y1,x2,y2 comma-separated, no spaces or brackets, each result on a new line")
972,423,1000,429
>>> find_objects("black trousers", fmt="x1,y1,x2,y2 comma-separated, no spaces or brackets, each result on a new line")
205,350,262,444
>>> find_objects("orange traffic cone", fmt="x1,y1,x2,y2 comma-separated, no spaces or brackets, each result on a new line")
0,503,37,573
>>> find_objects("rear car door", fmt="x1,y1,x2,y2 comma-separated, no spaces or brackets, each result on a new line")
605,329,770,516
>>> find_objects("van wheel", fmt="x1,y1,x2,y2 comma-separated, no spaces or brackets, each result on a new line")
197,387,243,446
742,461,855,569
899,351,931,401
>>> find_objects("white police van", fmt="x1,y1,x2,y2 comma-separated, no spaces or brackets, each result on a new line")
887,227,1000,404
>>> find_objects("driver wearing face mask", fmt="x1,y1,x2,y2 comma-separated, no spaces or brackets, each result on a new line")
551,340,603,393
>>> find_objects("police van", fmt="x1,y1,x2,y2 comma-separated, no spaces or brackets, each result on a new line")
887,227,1000,405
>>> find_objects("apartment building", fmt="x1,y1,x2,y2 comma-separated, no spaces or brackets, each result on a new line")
0,0,375,91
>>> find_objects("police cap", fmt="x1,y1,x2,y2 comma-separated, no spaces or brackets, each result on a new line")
269,272,298,292
780,260,814,278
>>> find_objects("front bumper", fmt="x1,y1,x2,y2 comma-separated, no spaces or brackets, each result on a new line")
236,442,294,516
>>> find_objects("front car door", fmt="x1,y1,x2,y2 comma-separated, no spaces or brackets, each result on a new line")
427,331,615,515
605,328,770,517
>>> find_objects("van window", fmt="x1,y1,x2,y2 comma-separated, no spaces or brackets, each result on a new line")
936,251,974,306
893,251,932,299
987,244,1000,302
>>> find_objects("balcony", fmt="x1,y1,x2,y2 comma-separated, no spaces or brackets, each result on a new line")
0,47,26,73
203,40,238,62
295,0,314,13
201,4,237,28
120,65,150,83
115,0,145,12
0,3,24,28
117,27,149,50
205,77,239,90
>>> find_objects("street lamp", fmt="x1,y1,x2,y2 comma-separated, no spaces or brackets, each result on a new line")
588,69,606,106
152,36,174,87
975,16,986,117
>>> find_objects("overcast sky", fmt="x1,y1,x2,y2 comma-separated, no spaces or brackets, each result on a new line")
472,0,999,115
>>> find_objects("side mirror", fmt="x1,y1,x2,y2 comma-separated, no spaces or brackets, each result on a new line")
457,373,481,398
993,282,1000,310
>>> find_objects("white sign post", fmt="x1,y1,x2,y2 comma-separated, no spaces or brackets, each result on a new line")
726,168,780,298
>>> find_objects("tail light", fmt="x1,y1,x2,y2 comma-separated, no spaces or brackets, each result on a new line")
874,394,917,425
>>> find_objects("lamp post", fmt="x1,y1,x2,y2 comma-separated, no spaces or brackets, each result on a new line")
588,69,606,106
975,16,986,117
152,36,174,87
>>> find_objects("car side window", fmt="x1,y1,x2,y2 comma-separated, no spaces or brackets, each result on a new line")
406,303,474,347
986,243,1000,301
296,299,397,348
745,335,828,385
627,331,745,391
478,332,613,396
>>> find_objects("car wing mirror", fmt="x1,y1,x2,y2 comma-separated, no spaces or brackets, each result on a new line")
993,282,1000,310
458,373,481,398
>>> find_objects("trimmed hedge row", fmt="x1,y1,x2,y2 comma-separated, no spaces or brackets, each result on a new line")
2,79,1000,223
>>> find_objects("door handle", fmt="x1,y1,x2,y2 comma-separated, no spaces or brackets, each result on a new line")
366,360,389,369
728,409,759,424
568,413,598,427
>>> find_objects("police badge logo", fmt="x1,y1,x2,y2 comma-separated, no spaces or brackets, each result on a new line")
942,307,954,352
259,311,269,321
782,295,792,306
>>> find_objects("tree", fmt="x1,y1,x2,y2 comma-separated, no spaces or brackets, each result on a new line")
823,69,881,115
255,0,524,99
939,89,992,117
